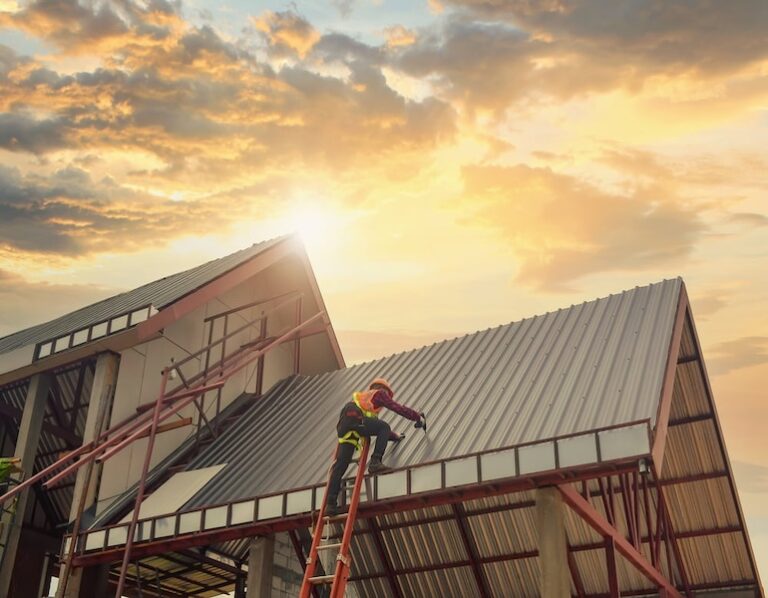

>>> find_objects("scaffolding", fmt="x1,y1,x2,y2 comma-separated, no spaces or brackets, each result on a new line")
0,291,324,597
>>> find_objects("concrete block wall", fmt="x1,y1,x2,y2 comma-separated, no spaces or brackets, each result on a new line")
270,533,304,598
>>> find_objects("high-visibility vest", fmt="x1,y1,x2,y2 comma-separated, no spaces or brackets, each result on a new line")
353,390,381,418
338,391,381,449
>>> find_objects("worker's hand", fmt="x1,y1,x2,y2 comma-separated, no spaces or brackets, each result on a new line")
390,432,405,443
414,412,427,429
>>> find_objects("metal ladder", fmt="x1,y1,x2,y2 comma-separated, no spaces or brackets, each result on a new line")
299,440,370,598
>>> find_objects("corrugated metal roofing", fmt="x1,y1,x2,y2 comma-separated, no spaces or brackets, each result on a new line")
0,236,287,356
186,278,682,507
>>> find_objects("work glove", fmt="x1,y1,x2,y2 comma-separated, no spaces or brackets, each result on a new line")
390,432,405,443
413,412,427,431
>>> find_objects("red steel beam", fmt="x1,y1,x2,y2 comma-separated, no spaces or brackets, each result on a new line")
656,479,691,597
368,518,404,598
567,546,586,598
605,537,619,598
114,369,171,598
452,504,491,598
135,238,293,342
558,484,682,597
72,462,639,567
651,284,687,472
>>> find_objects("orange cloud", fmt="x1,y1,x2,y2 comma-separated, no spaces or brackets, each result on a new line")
385,25,416,49
252,10,320,59
460,164,705,290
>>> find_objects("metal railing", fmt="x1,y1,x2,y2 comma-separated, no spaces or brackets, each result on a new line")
67,420,652,558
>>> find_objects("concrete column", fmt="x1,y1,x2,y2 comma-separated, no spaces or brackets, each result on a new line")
536,487,571,598
246,535,275,598
0,373,51,597
59,353,119,598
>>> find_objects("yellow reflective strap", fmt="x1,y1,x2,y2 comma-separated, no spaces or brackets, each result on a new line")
339,430,361,450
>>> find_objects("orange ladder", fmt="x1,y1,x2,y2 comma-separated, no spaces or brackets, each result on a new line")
299,440,370,598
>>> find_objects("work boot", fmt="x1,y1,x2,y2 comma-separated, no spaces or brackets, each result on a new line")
368,456,392,474
325,503,347,517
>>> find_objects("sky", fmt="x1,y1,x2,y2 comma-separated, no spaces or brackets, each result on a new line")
0,0,767,583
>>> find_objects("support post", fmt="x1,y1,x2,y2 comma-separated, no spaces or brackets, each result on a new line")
0,373,51,597
246,535,274,598
58,353,119,598
535,487,570,598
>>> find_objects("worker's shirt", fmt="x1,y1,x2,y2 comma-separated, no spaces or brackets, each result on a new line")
369,390,420,421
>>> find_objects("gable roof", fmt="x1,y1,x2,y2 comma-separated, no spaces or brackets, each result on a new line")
80,277,763,595
0,236,287,357
186,278,682,507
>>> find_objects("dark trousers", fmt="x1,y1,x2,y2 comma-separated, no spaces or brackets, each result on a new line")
327,418,391,507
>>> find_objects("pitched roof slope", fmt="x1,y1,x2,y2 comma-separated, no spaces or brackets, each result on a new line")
0,236,286,355
186,278,682,508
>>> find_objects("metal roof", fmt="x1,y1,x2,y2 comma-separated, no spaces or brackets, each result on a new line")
73,277,763,596
186,278,682,507
0,236,287,356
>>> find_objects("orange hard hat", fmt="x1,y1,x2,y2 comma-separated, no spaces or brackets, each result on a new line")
369,377,393,394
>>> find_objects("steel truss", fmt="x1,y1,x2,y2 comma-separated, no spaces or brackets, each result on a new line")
61,413,703,597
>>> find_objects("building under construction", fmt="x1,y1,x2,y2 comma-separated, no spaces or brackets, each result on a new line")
0,235,763,597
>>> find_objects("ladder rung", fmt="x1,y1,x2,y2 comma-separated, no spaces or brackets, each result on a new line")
317,542,342,551
309,575,335,584
324,513,348,522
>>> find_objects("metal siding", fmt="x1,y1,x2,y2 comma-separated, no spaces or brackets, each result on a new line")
484,558,539,598
469,508,537,558
397,566,478,597
0,237,286,355
186,279,682,508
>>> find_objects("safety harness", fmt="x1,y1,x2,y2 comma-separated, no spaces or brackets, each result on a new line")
338,390,381,450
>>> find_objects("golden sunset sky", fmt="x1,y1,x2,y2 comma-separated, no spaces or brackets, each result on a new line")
0,0,767,577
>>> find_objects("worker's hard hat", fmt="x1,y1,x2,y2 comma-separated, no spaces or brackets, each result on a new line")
369,377,393,394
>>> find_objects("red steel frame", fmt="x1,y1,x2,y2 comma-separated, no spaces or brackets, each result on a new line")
1,291,326,597
113,297,323,597
558,483,682,597
70,459,700,596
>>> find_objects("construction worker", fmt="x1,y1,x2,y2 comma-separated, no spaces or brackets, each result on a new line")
326,378,425,516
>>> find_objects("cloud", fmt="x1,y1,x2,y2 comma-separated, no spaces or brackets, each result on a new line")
0,0,179,54
252,10,320,59
391,2,768,113
0,269,117,338
732,460,768,494
336,329,453,364
730,212,768,228
690,289,730,318
707,336,768,376
395,19,538,112
0,163,277,255
600,147,768,190
460,164,704,290
0,12,454,175
385,25,417,49
0,113,69,153
442,0,768,75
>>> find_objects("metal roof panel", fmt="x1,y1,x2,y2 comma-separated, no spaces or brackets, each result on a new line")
186,278,682,507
